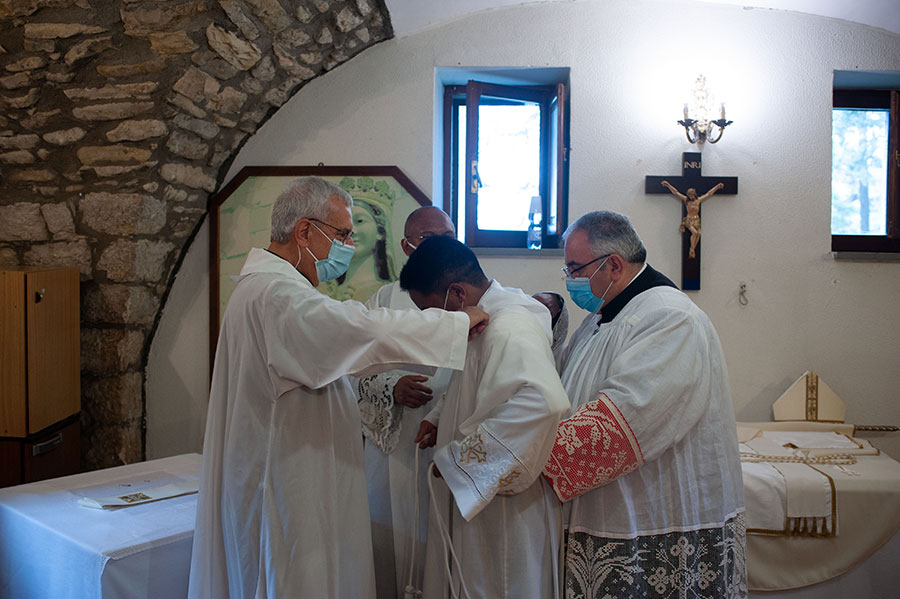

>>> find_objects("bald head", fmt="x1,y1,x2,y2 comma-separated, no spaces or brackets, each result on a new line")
401,206,456,256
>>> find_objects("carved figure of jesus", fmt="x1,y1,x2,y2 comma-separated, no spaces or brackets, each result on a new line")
660,180,724,259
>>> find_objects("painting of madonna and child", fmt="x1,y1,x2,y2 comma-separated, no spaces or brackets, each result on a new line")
212,166,430,328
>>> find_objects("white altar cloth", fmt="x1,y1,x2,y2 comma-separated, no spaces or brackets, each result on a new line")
0,453,201,599
739,423,900,595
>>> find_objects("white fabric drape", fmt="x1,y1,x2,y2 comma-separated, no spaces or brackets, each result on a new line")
556,286,744,537
422,281,570,599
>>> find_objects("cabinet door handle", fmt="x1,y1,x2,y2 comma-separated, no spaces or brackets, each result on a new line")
35,287,46,303
32,433,62,456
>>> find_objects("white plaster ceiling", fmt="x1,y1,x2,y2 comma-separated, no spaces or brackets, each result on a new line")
384,0,900,38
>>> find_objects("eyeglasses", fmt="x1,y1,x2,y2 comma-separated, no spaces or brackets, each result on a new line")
561,254,610,279
309,218,354,243
405,231,456,243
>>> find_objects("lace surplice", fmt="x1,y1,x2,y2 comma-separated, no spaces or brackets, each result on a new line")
358,372,405,453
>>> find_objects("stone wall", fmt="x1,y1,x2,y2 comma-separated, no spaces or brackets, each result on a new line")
0,0,391,470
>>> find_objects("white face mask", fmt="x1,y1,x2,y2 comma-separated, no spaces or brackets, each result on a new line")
443,286,463,311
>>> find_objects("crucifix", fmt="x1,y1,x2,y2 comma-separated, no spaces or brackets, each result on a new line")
645,152,738,290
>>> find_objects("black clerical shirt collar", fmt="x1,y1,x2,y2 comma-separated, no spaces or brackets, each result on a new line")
598,263,677,324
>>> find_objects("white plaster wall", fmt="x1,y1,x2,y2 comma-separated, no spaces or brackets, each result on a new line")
146,220,209,459
148,0,900,458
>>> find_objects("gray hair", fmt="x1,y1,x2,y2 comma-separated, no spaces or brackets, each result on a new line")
563,211,647,264
269,177,353,243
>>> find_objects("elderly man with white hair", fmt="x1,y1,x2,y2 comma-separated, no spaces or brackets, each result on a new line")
188,177,488,599
544,210,747,599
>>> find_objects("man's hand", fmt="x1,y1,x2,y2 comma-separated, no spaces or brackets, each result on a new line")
414,420,438,449
460,306,489,339
393,375,434,408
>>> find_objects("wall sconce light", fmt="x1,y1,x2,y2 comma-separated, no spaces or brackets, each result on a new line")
677,74,733,144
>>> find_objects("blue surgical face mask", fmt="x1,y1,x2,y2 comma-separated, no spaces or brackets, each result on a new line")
306,224,355,282
565,258,612,313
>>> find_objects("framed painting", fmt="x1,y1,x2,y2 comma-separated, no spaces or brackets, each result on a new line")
209,166,431,365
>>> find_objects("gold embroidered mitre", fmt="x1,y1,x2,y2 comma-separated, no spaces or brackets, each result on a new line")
772,370,845,423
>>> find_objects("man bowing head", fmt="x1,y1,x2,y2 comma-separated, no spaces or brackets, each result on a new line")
400,236,569,599
189,177,488,599
356,205,458,599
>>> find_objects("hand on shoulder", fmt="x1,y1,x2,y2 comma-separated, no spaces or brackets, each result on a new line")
460,306,489,339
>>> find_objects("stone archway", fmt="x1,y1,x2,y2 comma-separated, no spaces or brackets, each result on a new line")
0,0,392,470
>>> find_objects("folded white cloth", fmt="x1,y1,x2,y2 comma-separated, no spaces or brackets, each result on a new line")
741,459,786,531
772,462,834,535
78,480,199,509
761,430,861,450
740,438,836,536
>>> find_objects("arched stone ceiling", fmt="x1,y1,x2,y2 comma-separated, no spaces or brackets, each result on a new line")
0,0,392,470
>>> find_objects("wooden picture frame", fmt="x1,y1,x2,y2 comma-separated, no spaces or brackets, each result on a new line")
208,166,432,368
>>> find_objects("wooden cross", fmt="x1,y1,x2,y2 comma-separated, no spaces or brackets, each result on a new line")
645,152,738,290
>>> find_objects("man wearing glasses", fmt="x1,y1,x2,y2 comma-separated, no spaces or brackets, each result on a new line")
189,178,489,599
543,210,746,598
356,205,458,599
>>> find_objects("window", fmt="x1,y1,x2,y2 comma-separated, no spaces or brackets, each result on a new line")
441,73,569,249
831,81,900,252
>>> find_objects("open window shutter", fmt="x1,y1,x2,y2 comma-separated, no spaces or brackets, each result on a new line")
889,90,899,238
464,80,481,246
555,82,568,241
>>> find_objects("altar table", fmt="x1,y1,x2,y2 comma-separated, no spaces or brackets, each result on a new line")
740,423,900,597
0,453,201,599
